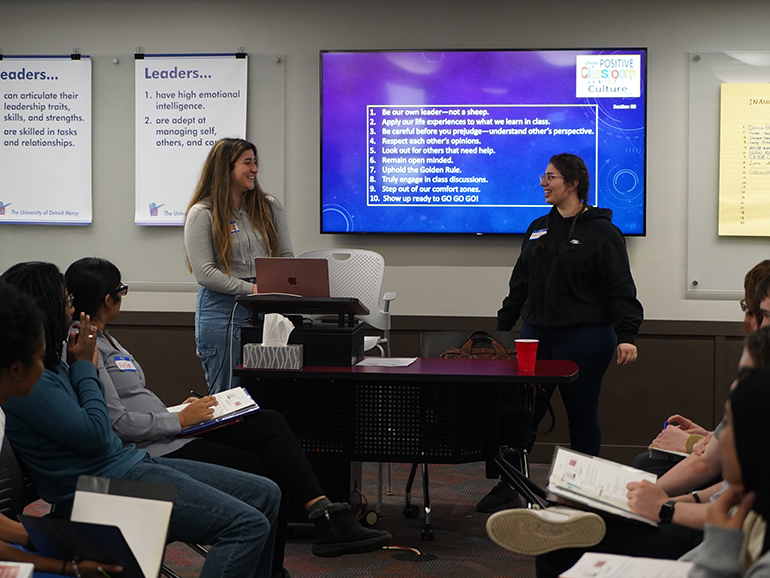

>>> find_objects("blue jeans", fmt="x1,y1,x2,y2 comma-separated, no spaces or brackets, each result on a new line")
522,323,616,456
124,455,280,578
195,287,251,394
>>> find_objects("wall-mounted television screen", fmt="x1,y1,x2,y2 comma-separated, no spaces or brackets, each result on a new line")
320,48,647,235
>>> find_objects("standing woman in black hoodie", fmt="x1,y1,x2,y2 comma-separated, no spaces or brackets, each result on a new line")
497,153,643,458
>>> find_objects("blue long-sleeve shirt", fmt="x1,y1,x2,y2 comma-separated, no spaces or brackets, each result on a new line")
2,360,145,509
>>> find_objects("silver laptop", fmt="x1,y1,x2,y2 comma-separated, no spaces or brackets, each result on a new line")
255,257,330,297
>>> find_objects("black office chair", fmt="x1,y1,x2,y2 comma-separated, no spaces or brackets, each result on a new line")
419,329,535,470
0,437,38,519
397,330,543,538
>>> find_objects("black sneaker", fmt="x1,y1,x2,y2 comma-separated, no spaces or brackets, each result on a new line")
309,502,392,557
476,481,522,513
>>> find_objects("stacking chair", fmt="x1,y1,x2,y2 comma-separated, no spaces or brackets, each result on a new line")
296,249,397,355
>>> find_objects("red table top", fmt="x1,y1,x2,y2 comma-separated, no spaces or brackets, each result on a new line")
236,357,578,384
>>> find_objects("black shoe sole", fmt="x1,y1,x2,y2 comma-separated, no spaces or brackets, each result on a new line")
476,497,523,514
312,534,392,557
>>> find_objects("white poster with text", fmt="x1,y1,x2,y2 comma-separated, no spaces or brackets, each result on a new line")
135,54,247,225
0,56,92,224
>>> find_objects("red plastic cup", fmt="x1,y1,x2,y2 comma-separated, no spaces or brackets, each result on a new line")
515,339,539,372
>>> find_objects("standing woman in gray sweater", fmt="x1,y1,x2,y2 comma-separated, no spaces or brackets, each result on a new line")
184,138,294,394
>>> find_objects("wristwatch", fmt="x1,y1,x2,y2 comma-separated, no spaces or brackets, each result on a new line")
658,500,676,524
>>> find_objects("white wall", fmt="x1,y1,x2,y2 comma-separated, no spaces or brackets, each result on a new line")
1,0,767,321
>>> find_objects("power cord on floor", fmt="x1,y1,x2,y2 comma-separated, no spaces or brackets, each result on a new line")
385,545,438,561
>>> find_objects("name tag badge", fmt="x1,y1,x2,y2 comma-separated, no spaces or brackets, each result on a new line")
114,356,137,372
529,228,547,240
230,220,240,234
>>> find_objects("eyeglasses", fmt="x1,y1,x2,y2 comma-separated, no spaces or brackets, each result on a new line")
539,173,564,183
740,299,748,313
112,284,129,297
66,294,75,307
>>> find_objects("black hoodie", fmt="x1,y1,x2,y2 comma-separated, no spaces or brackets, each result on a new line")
497,206,643,345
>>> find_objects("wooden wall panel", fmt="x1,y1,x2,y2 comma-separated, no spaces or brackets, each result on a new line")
112,312,746,465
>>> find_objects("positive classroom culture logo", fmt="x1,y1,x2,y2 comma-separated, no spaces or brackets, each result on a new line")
575,55,641,98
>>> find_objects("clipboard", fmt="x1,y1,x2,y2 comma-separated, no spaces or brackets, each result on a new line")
70,476,178,578
20,515,144,578
178,403,260,437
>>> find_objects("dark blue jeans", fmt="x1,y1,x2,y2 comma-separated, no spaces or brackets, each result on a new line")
522,322,616,456
124,455,281,578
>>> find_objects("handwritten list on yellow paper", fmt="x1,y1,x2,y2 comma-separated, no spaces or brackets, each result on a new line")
719,84,770,236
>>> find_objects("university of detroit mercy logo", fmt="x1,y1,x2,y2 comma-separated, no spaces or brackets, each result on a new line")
149,202,165,217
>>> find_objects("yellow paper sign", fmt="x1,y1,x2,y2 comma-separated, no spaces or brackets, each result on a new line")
718,83,770,236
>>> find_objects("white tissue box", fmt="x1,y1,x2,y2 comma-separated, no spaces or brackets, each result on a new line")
243,343,303,370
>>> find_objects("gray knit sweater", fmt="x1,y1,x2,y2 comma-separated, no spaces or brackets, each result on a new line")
184,195,294,295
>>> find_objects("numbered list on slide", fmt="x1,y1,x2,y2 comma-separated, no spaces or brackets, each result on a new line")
366,105,598,206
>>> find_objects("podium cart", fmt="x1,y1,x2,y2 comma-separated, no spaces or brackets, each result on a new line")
237,295,370,367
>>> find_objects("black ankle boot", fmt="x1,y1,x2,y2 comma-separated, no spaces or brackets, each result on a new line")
308,502,391,557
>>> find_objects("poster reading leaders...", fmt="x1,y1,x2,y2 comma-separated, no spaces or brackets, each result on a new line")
0,56,92,224
135,54,247,225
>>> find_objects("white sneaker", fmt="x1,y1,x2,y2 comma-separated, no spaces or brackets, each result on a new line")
486,506,606,556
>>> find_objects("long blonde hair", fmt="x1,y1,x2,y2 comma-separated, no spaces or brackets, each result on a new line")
184,138,280,274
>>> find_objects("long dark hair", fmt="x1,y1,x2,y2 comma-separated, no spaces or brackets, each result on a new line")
65,257,122,319
1,262,68,371
532,153,591,259
184,138,280,274
0,281,44,372
730,367,770,553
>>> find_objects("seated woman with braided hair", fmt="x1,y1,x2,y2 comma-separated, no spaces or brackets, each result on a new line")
0,280,123,578
63,256,390,568
2,261,281,578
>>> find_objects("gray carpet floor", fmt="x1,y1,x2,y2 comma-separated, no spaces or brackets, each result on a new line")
30,461,546,578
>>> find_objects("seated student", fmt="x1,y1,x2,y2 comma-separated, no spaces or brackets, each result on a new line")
1,262,281,578
633,266,770,498
634,259,770,478
63,256,391,562
636,265,770,497
487,325,770,578
0,281,124,578
683,366,770,578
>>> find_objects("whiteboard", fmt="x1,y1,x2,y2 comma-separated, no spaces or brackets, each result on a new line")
688,51,770,300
